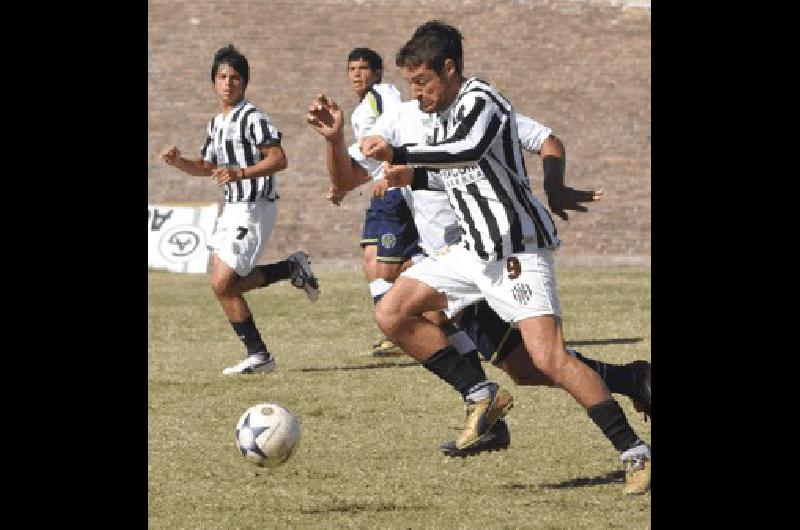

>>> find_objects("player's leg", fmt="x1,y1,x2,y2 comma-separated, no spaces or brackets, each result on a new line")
505,249,648,494
371,196,422,357
462,301,650,417
360,199,392,354
377,256,513,450
207,201,277,375
209,254,274,375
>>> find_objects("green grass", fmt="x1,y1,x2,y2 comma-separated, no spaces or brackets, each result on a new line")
148,267,651,528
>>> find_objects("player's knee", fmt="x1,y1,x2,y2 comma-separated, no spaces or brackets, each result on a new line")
376,262,403,282
210,276,235,298
528,350,566,383
374,296,404,338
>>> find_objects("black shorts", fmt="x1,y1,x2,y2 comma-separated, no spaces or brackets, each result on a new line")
458,300,523,365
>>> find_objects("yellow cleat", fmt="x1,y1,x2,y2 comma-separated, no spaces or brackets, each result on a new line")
456,384,514,450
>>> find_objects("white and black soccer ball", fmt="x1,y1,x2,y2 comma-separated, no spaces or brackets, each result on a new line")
235,403,301,468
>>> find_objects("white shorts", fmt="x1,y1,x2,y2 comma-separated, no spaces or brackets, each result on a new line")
208,200,277,277
402,243,561,325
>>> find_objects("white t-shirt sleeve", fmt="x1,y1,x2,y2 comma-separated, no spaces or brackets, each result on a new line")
514,113,552,153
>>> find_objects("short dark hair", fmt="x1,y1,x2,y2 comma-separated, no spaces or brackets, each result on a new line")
211,44,249,88
347,47,383,72
396,20,464,75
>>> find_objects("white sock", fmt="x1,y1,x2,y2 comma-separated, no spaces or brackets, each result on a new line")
369,278,393,300
465,381,495,402
448,330,477,355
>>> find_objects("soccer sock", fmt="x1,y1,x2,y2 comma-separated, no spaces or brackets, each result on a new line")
369,278,393,304
442,323,487,380
230,316,268,356
423,345,487,400
570,349,637,398
587,399,643,453
256,261,293,287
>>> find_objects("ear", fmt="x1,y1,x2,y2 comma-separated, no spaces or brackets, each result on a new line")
443,58,456,79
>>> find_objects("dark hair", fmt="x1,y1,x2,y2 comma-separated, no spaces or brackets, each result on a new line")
347,47,383,81
211,44,249,88
396,20,464,75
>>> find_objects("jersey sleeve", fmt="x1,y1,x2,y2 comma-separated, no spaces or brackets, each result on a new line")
250,111,282,147
200,118,216,164
393,91,507,169
514,113,552,153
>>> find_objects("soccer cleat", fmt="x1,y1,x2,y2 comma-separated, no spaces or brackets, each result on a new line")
621,443,651,495
456,383,514,450
222,353,276,375
371,337,405,357
629,360,651,421
288,251,320,302
439,419,510,457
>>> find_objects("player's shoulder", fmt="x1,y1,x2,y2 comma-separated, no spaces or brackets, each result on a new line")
458,78,511,109
370,82,402,101
365,83,402,115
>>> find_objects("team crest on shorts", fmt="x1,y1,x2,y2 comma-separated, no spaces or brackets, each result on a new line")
381,233,397,249
512,283,533,305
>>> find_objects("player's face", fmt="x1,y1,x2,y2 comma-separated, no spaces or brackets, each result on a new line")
348,59,379,98
401,63,452,114
214,63,245,107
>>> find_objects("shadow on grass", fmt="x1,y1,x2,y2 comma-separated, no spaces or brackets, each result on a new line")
292,361,419,372
501,470,625,491
566,338,643,346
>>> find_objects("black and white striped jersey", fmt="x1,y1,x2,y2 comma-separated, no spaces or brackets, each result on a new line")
200,99,282,203
394,78,560,261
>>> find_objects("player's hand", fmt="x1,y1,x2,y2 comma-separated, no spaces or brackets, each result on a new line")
383,163,413,187
306,94,344,141
327,185,346,206
160,145,181,165
360,136,393,162
211,166,240,186
545,186,604,221
372,178,389,198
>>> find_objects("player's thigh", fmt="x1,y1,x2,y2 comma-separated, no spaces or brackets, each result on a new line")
377,275,448,320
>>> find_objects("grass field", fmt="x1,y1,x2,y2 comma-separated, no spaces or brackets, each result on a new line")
148,266,651,528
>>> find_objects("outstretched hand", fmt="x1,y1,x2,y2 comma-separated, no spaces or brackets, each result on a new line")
306,94,344,141
546,187,604,221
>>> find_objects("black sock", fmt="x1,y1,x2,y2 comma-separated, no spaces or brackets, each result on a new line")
441,322,487,380
230,316,268,356
256,261,293,287
587,399,643,453
423,345,486,399
575,351,636,399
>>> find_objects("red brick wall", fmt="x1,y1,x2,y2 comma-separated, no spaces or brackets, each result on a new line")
148,0,650,266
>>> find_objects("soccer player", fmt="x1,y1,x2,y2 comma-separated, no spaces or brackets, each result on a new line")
307,93,650,459
334,48,419,357
361,21,651,494
160,44,319,375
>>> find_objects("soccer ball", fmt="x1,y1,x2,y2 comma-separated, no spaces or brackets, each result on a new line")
235,403,301,468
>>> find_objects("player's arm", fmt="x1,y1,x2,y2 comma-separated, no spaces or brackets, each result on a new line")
361,92,505,169
211,144,288,186
514,112,602,221
540,134,602,221
306,94,371,199
160,146,215,176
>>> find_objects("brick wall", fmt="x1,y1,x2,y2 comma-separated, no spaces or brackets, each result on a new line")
148,0,650,266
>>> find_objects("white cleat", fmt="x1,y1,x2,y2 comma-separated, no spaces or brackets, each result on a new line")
222,354,276,375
